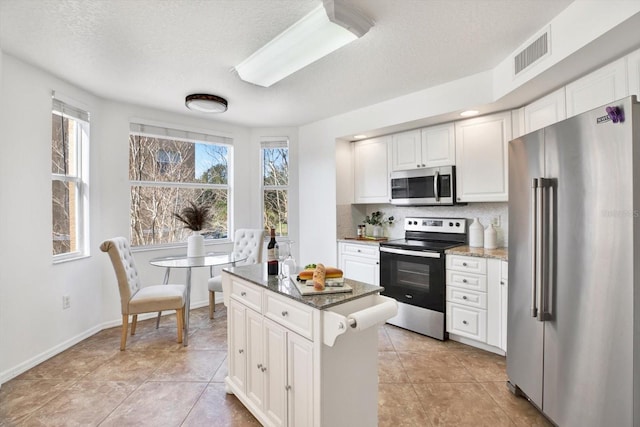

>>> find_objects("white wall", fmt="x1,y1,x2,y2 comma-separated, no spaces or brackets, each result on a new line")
0,54,260,383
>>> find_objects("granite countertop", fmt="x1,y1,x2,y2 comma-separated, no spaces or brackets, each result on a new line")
337,237,386,246
223,263,384,310
445,245,509,261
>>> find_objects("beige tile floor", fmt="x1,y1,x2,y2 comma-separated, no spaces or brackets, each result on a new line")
0,305,550,426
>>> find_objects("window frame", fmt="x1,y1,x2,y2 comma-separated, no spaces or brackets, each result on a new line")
261,137,289,238
128,122,233,249
51,97,90,262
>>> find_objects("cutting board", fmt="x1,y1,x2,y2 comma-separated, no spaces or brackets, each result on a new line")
293,279,353,295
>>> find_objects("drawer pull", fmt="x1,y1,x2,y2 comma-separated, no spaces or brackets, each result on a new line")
462,262,468,267
281,310,289,317
462,320,468,325
239,349,244,354
462,296,468,300
261,366,267,372
257,363,262,370
500,281,505,285
357,249,361,252
285,385,292,391
462,279,468,283
241,291,247,297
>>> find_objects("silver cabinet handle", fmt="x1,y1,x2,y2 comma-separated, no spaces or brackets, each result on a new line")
500,281,505,285
462,262,468,267
416,164,420,168
357,249,361,252
462,279,468,283
462,320,468,325
241,291,247,297
261,366,267,372
462,296,468,300
281,311,288,317
257,363,262,369
239,349,244,354
285,385,292,391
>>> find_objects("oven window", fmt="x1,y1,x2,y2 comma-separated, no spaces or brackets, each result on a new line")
391,176,435,199
397,261,430,291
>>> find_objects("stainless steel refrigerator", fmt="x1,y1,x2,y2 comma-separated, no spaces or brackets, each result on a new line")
507,95,640,427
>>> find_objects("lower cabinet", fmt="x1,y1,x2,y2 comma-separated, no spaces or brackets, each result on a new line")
337,241,380,286
229,297,313,427
446,255,508,354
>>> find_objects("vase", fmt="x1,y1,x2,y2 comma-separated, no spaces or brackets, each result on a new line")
469,217,484,248
372,225,383,238
187,231,205,257
484,223,497,249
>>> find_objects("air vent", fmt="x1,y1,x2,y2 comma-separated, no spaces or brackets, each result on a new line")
514,30,549,75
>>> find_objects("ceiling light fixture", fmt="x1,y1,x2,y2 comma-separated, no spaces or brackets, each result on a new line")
235,0,373,87
460,110,479,117
353,134,367,139
185,94,228,113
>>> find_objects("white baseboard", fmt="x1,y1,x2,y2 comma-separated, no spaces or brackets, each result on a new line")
0,298,213,385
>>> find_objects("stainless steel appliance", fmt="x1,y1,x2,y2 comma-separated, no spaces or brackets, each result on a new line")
390,166,455,206
380,217,466,339
508,96,640,427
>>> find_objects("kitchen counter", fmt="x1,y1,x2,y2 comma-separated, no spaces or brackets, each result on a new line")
338,237,386,245
223,262,384,309
446,245,508,261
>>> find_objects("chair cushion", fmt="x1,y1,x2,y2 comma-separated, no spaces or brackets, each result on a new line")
128,284,186,315
208,275,223,293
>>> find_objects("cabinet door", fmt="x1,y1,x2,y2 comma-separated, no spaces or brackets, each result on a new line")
246,308,264,410
287,332,314,427
500,261,508,352
391,130,422,171
341,253,379,286
421,123,455,167
486,259,501,348
628,47,640,98
263,319,287,427
228,299,247,392
353,136,391,203
524,87,566,134
455,112,511,202
565,57,628,117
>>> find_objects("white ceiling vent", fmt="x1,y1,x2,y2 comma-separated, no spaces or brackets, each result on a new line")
514,27,550,75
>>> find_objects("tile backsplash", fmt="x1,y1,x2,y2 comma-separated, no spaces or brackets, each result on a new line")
337,202,509,247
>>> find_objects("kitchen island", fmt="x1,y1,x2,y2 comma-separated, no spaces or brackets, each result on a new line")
222,263,397,427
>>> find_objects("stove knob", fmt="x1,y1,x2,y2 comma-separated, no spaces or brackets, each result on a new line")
449,222,453,227
455,222,460,227
412,221,418,225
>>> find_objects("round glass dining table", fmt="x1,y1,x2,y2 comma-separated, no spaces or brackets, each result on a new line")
149,252,248,346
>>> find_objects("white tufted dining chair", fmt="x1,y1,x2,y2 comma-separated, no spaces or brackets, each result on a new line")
208,229,265,318
100,237,187,350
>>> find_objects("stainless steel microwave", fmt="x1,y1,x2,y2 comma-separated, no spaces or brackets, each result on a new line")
390,166,455,206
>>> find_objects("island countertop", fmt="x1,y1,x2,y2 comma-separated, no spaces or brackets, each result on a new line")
223,263,384,310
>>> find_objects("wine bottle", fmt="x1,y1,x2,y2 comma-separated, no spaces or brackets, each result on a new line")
267,228,278,275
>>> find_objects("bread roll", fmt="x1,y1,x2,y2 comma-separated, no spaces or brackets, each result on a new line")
313,263,326,291
298,266,343,281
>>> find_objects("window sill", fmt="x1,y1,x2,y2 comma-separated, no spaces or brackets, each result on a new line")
131,239,232,254
53,254,91,265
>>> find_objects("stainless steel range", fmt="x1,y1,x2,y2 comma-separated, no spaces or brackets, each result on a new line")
380,217,466,340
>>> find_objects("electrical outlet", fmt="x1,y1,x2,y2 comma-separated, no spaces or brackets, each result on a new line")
493,216,501,227
62,295,71,310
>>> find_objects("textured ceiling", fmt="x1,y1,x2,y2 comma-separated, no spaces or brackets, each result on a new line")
0,0,574,127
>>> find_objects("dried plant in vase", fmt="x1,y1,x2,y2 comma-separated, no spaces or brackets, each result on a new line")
174,202,211,257
363,211,394,238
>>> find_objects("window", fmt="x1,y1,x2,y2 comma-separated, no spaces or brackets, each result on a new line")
262,139,289,236
51,97,90,259
129,123,231,247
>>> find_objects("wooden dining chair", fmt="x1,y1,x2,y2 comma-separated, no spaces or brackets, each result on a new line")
100,237,187,350
208,229,265,318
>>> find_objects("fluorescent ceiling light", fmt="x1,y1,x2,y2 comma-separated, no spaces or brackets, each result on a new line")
460,110,479,117
235,0,373,87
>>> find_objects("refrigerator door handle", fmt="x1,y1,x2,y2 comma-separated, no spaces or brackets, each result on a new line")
531,178,539,318
536,179,547,322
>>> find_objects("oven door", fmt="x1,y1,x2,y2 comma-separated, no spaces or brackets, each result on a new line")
390,166,454,206
379,246,445,313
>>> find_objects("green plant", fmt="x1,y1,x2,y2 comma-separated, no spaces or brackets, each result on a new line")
363,211,394,226
173,201,211,231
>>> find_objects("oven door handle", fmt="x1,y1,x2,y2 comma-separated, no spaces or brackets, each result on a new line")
380,247,441,259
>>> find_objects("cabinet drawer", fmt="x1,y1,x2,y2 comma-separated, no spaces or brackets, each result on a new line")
265,293,314,340
446,286,487,309
447,302,487,342
231,279,263,312
447,255,486,274
340,243,379,259
447,270,487,292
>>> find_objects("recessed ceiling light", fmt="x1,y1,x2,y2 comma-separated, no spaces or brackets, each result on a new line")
353,134,367,139
185,94,228,113
460,110,479,117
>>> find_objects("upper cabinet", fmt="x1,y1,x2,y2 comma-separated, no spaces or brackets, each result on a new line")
353,136,391,204
391,124,455,171
565,57,628,118
523,87,566,134
455,112,511,203
628,48,640,98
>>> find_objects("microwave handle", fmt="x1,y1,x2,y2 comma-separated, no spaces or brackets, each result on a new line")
434,170,440,201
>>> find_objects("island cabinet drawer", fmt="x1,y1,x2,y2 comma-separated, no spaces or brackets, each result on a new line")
230,279,262,312
264,292,314,340
447,270,487,292
447,255,487,274
446,302,487,342
447,287,487,309
341,242,379,259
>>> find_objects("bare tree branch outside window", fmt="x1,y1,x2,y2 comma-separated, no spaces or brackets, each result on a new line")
262,145,288,236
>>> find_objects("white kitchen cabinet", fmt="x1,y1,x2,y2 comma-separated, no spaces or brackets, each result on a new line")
391,125,455,171
286,330,314,427
487,259,508,353
338,241,380,286
627,47,640,98
353,136,390,203
454,112,511,202
524,87,566,134
565,57,628,118
446,254,507,355
229,299,248,392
